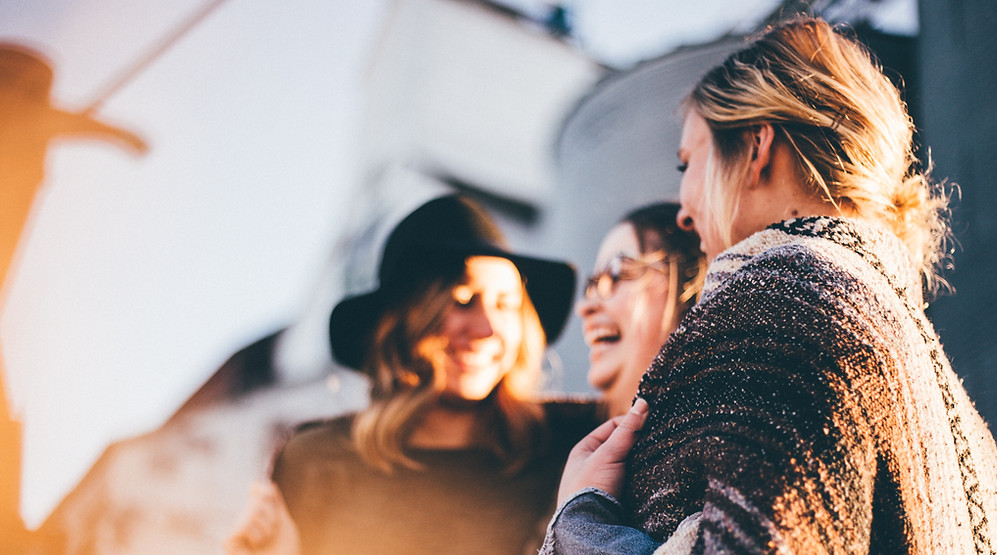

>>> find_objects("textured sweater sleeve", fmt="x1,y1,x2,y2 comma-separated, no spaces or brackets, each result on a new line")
628,248,881,552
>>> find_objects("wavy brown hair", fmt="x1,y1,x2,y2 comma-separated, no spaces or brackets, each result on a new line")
624,202,707,320
686,16,952,296
351,265,546,474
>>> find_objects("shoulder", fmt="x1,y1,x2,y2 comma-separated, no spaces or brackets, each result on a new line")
646,221,902,397
649,221,900,389
703,217,912,307
288,413,354,443
697,247,844,327
273,413,356,471
270,414,366,521
712,239,849,298
692,231,887,341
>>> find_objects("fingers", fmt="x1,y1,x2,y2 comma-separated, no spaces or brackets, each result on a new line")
623,397,649,429
571,414,627,455
587,398,647,467
225,480,282,553
602,397,649,459
572,397,649,460
556,398,650,504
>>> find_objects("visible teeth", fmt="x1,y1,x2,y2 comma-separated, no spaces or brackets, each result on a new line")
456,352,498,366
584,326,621,345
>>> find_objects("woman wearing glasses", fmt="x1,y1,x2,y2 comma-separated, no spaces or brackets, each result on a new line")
577,203,705,417
543,17,997,553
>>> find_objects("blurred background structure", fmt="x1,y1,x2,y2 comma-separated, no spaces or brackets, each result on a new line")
0,0,993,552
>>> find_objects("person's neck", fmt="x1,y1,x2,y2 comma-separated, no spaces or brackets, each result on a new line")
754,142,854,225
740,176,851,240
407,402,486,449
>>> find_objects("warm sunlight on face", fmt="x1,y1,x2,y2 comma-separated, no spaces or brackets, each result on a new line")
432,256,524,402
677,111,724,261
575,223,677,417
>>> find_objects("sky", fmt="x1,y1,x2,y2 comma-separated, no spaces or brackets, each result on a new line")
0,0,914,529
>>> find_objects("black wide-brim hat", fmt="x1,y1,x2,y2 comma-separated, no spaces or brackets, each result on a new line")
329,194,576,370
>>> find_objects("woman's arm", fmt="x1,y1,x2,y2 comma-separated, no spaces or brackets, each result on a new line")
555,398,649,504
540,399,663,554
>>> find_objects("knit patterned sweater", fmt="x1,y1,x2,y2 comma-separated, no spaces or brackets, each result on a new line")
628,217,997,553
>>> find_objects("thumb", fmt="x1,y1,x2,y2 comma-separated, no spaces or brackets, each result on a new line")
599,397,649,462
619,397,649,432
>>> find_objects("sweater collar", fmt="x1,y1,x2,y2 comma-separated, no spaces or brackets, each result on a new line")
702,217,922,306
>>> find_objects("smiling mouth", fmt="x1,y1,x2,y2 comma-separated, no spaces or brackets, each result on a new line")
584,326,621,346
453,352,500,371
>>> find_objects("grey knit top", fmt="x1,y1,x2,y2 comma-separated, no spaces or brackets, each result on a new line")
628,217,997,553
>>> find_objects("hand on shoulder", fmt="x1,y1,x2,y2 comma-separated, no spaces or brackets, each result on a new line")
225,480,301,555
557,398,649,505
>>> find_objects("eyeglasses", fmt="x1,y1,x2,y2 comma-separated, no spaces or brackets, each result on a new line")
583,251,668,300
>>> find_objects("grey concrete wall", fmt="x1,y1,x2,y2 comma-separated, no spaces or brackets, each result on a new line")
917,0,997,431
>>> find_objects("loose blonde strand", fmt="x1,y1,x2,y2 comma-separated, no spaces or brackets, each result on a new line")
689,17,952,294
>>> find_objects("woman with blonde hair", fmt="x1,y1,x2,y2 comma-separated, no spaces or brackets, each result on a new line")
227,194,600,554
543,17,997,553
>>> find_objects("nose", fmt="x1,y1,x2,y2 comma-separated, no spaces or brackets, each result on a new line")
676,207,695,232
575,293,599,318
466,303,496,339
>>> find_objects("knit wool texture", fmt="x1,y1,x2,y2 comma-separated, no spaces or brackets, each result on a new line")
629,217,997,554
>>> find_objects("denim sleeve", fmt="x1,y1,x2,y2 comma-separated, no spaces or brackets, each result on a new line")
539,488,661,555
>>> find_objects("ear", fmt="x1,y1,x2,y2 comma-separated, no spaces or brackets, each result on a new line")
745,123,775,189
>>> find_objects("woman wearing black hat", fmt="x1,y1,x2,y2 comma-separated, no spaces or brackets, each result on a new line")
226,194,601,554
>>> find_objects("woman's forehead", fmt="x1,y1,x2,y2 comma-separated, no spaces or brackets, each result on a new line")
462,255,521,284
596,224,641,264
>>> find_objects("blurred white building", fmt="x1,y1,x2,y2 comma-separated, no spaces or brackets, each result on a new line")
34,1,956,553
37,1,604,552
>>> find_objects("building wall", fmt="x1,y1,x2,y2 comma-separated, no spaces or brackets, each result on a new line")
918,0,997,429
338,0,605,392
37,2,605,551
356,0,601,209
40,2,997,550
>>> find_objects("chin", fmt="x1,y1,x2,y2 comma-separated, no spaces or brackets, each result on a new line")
587,365,619,394
439,391,491,409
458,390,494,402
447,380,502,403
